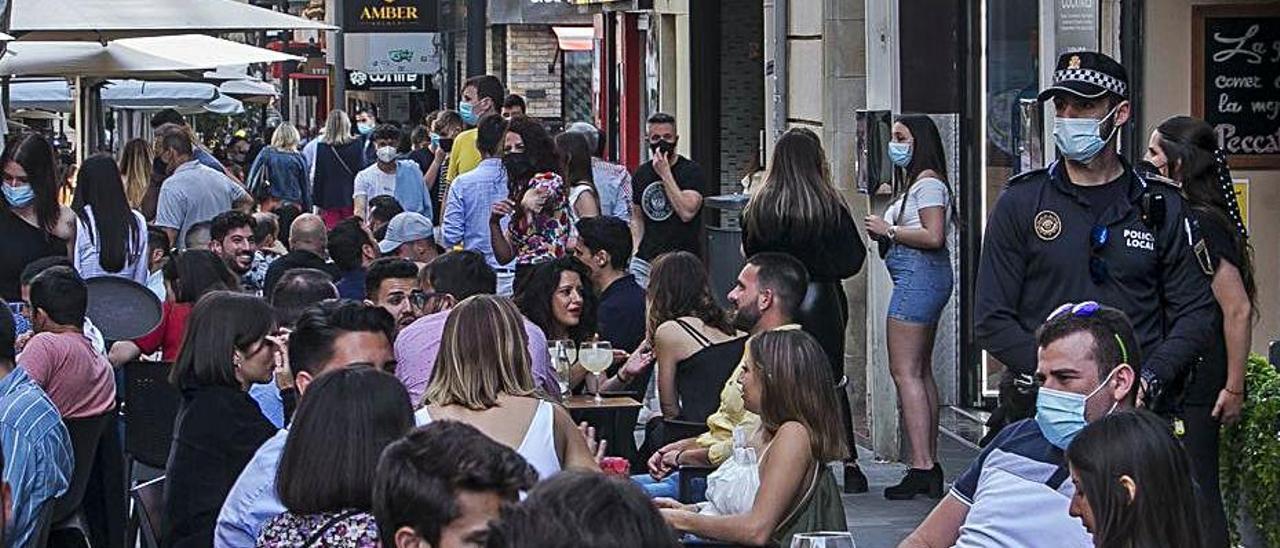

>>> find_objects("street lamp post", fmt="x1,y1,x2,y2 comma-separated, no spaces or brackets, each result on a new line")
333,0,346,112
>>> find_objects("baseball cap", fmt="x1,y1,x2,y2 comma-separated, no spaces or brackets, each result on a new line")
1037,51,1128,102
378,212,434,254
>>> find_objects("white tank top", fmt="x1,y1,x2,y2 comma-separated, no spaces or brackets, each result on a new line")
414,400,561,479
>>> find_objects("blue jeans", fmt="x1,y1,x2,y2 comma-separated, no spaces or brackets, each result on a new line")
631,472,707,502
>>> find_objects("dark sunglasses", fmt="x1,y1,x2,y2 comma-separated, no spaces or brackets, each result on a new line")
1089,224,1109,285
1045,301,1129,363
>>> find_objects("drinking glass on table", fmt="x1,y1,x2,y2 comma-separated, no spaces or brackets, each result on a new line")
579,340,612,403
790,532,856,548
547,339,578,397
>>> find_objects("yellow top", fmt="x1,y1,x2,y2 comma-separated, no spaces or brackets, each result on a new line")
445,128,483,185
695,324,802,465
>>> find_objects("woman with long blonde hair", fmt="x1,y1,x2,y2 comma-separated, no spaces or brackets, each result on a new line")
312,110,365,228
246,122,310,211
740,127,867,493
119,138,151,213
417,294,597,478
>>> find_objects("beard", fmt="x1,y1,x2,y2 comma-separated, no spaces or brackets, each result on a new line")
731,305,761,333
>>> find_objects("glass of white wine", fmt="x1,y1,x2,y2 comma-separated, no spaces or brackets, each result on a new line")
547,340,577,397
790,532,856,548
579,340,612,403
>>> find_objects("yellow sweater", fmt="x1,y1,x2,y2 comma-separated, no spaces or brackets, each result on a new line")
695,324,802,465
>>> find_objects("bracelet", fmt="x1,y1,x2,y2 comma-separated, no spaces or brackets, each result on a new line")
1225,386,1245,396
673,449,686,466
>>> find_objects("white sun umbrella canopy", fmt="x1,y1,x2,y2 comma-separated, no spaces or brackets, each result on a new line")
0,34,303,77
11,79,235,111
9,0,334,41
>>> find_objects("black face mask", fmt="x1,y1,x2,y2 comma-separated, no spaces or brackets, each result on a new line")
649,139,676,156
503,152,533,181
439,138,455,153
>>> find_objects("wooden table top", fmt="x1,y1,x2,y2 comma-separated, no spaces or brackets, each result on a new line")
563,395,643,410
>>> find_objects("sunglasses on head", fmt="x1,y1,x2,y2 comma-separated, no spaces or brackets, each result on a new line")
1045,301,1129,364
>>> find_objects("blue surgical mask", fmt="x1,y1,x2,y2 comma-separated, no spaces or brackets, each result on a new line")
357,123,374,136
1053,104,1120,164
1035,367,1122,449
2,183,34,208
888,142,913,167
460,102,478,125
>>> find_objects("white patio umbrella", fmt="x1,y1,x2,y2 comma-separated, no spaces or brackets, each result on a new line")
0,34,303,78
9,0,334,42
10,79,230,111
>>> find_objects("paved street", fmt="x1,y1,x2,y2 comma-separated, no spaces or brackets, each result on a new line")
843,434,979,547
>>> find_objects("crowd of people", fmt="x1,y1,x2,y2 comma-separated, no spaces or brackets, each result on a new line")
0,47,1252,548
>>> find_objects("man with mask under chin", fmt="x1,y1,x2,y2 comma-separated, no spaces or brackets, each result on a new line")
973,51,1215,443
903,302,1139,548
352,124,432,223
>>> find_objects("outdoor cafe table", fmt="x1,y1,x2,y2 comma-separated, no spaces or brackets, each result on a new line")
564,394,643,471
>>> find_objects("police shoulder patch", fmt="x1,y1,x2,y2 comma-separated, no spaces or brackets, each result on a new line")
1194,239,1215,276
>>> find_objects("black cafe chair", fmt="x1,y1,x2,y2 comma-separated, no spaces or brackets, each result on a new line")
127,476,165,548
49,412,115,547
122,361,179,482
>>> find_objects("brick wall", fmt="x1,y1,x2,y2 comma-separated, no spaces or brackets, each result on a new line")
504,25,563,121
717,0,765,223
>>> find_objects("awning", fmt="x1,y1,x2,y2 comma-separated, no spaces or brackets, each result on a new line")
10,79,236,112
9,0,335,41
219,79,279,98
552,26,594,51
0,34,304,77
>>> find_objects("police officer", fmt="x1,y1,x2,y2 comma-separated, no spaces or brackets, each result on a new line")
974,51,1217,440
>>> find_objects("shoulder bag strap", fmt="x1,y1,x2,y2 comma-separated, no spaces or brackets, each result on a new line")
774,463,823,536
328,144,355,177
302,509,360,548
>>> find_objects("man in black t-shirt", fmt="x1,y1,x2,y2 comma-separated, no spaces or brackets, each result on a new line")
629,113,706,287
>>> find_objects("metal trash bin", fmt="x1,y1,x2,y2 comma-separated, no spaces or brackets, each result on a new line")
704,193,750,308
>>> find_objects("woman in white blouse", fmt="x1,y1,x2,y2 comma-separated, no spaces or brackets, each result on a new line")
72,153,149,284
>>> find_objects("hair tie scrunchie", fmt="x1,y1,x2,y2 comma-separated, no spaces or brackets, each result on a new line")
1213,148,1248,240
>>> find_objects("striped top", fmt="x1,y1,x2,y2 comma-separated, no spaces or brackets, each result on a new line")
0,367,73,548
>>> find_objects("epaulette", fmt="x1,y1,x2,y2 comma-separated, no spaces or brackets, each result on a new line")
1006,167,1049,186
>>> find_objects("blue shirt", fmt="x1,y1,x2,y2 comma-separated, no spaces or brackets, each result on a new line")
441,158,514,271
335,268,367,301
0,368,73,548
248,382,285,429
213,428,287,548
951,419,1091,548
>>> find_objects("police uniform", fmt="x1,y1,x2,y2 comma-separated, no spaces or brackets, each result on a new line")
974,52,1218,431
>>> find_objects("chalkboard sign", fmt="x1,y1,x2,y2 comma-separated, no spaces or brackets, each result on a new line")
1193,4,1280,169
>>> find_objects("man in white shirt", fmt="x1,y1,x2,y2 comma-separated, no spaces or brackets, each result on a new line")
353,125,429,221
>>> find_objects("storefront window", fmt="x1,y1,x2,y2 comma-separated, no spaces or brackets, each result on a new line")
562,50,593,124
980,2,1040,397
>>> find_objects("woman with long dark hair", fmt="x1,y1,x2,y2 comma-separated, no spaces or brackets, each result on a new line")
863,114,956,499
1065,410,1204,548
489,116,572,293
741,127,868,492
163,291,282,548
71,153,149,283
555,131,600,223
256,366,414,547
0,134,76,301
644,252,745,440
1143,115,1248,546
514,256,599,391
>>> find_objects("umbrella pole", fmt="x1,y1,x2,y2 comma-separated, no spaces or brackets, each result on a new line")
74,76,84,166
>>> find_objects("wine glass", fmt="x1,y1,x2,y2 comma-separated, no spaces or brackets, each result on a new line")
790,532,855,548
579,340,612,403
547,340,577,397
790,532,856,548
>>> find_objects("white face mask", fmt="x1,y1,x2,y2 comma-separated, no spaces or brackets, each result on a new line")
376,146,398,164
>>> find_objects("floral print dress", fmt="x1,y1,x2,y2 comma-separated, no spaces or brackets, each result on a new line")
507,172,573,266
256,510,379,547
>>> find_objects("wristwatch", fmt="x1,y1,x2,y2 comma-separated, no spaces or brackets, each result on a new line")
887,226,898,241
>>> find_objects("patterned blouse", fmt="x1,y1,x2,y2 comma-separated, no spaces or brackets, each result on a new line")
256,510,380,547
508,172,572,266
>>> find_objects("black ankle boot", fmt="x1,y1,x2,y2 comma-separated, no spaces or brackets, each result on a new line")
843,462,869,494
884,463,943,500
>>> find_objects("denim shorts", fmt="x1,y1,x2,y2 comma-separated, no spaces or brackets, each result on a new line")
886,245,954,325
